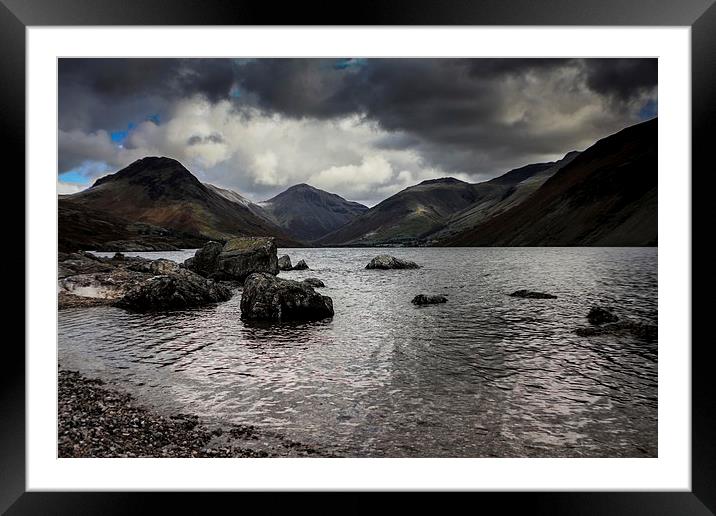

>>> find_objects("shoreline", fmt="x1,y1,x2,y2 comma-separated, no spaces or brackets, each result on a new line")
58,369,329,458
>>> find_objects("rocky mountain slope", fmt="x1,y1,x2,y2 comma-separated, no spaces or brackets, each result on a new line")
317,158,575,246
259,183,368,242
60,157,300,250
443,118,657,246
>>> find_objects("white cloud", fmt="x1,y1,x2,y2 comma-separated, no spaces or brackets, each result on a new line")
59,97,455,205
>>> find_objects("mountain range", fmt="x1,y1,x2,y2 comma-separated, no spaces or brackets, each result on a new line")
58,118,657,251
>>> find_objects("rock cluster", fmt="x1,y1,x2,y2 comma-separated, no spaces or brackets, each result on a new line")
240,272,334,321
58,252,233,311
365,255,420,270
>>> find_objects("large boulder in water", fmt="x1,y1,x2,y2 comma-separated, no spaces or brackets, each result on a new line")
365,255,420,270
278,255,293,271
587,306,619,325
240,272,334,321
218,237,278,281
188,237,278,282
187,241,223,276
116,270,232,311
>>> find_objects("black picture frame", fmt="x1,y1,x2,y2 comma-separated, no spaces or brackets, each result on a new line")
4,0,712,513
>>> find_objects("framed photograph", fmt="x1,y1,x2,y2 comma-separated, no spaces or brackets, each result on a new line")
6,0,712,512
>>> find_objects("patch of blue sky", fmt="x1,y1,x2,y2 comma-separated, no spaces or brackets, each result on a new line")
111,118,156,145
59,160,110,185
638,99,658,120
110,130,128,144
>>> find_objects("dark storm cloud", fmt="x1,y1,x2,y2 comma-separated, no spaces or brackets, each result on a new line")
58,57,657,201
60,58,236,101
579,58,658,100
59,58,237,131
232,58,657,162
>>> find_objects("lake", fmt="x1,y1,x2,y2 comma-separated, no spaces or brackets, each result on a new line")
58,247,658,457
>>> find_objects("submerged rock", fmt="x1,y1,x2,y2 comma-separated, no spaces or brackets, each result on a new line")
240,272,334,321
575,321,657,341
302,278,325,288
116,270,232,311
365,255,420,270
411,294,447,305
278,255,293,271
292,259,310,270
587,306,619,325
509,289,557,299
188,237,278,282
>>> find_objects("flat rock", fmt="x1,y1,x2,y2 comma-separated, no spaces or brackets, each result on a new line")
509,289,557,299
240,272,334,321
411,294,447,305
365,255,420,270
59,269,150,300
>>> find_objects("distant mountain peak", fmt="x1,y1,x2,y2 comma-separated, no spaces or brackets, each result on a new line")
260,183,368,242
92,156,193,188
418,177,466,186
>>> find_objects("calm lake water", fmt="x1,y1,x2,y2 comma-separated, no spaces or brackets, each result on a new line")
58,247,658,457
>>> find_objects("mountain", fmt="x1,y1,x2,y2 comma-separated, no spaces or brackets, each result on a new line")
60,157,301,249
258,183,369,242
442,118,657,246
316,158,573,246
428,152,580,243
204,183,278,225
316,177,488,246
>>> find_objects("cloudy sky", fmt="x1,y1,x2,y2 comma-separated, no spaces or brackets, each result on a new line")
58,58,657,205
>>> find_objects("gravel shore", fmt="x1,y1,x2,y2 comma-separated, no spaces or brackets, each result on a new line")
58,369,329,458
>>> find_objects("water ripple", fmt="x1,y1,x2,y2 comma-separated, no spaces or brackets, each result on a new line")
60,247,658,457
